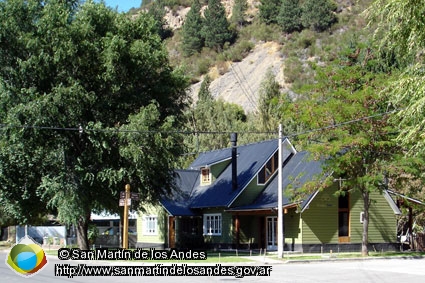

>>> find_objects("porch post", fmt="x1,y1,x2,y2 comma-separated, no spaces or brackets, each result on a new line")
234,215,240,249
277,124,283,258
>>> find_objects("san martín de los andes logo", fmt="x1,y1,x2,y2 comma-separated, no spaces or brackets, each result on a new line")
5,235,48,277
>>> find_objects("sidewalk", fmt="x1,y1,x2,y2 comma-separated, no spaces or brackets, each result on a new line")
240,255,284,264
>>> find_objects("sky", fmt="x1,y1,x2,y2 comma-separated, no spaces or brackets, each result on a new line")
99,0,142,12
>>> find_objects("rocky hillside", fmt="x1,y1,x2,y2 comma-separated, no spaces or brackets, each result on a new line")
189,42,285,113
162,0,361,113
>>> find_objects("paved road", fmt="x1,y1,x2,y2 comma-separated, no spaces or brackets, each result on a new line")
1,251,425,282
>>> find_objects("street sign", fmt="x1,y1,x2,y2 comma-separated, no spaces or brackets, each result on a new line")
119,198,131,206
131,192,139,201
120,191,126,199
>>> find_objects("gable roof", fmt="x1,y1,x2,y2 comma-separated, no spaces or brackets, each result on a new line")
229,151,324,212
159,138,325,215
188,139,294,209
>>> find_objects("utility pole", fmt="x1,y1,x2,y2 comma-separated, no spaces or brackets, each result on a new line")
123,184,130,249
277,124,283,259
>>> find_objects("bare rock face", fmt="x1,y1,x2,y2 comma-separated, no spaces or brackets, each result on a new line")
163,0,261,29
164,6,191,30
190,42,286,113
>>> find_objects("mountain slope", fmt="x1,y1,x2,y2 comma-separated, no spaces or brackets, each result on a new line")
190,41,285,113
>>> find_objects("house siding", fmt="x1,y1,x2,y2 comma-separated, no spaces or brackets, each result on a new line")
301,186,339,244
202,208,233,248
284,208,303,251
350,191,397,243
137,205,167,248
211,160,231,181
300,186,397,248
231,177,266,207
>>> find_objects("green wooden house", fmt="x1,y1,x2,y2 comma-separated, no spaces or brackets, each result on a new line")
136,137,401,252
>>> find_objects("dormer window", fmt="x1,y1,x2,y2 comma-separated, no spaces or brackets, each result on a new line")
201,167,211,185
258,151,279,185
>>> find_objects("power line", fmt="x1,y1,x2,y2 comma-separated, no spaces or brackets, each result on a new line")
230,64,258,113
0,108,400,137
0,124,275,135
286,108,401,139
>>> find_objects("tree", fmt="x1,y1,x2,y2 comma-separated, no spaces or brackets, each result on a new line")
366,0,425,156
183,75,247,154
0,0,188,249
181,0,204,56
258,69,281,132
197,75,213,102
231,0,248,28
259,0,281,24
277,0,302,33
201,0,233,51
287,45,402,256
147,0,173,40
301,0,337,32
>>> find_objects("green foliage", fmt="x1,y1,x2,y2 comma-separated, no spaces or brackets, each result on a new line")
286,42,403,255
197,75,213,102
147,0,173,40
259,0,281,24
201,0,234,51
231,0,248,28
367,0,425,59
258,69,281,131
301,0,337,32
277,0,302,33
87,223,99,244
367,0,425,157
183,77,247,153
284,56,303,83
0,0,188,248
223,40,254,62
181,0,204,56
240,21,281,42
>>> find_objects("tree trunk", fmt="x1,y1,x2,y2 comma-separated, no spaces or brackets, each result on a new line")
361,190,370,256
76,212,90,250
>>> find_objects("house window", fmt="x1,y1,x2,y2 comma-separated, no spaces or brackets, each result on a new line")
258,151,279,184
203,214,222,235
144,216,158,235
201,167,211,185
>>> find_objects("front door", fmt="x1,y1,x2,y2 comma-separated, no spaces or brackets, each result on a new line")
266,216,277,250
338,193,350,243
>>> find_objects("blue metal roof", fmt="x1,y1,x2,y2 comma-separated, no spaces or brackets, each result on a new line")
189,147,232,169
188,139,294,209
228,151,324,211
159,170,199,216
159,139,324,215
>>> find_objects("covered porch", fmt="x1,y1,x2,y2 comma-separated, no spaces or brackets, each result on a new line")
228,204,299,251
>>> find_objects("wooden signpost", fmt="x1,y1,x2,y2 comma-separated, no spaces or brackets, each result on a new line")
119,184,139,249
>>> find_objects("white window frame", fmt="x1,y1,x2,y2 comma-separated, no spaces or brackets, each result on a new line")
143,215,158,236
203,213,222,236
200,167,212,186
